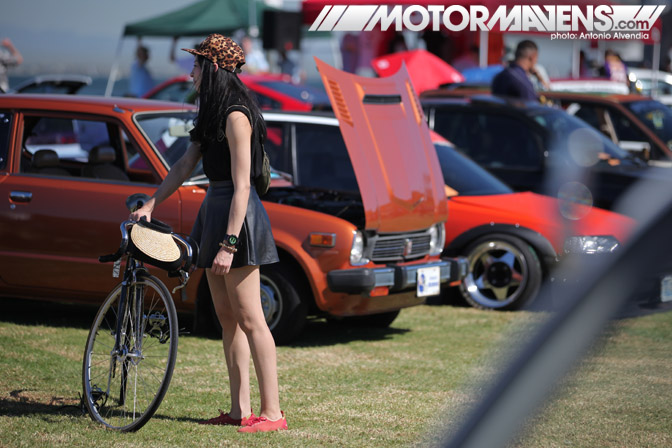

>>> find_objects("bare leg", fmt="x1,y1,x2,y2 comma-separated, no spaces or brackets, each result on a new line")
224,265,282,420
206,268,251,419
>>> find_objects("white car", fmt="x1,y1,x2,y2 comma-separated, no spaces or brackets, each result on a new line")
628,68,672,107
549,78,630,95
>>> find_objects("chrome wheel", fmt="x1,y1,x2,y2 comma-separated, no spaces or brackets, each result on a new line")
260,274,283,331
460,234,542,310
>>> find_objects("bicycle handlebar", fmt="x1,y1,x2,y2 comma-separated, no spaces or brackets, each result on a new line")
98,220,133,263
98,220,197,276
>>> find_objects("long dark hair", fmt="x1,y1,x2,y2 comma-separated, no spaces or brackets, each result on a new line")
191,55,266,149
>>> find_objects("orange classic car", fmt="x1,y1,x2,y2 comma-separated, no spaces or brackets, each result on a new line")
0,60,462,344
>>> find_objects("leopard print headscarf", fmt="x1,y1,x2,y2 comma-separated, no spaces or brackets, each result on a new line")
182,34,245,73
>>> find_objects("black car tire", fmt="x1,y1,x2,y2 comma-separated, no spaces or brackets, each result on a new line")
260,263,308,345
459,233,542,310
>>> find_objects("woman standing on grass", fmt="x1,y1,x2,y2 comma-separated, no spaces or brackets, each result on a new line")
130,34,286,433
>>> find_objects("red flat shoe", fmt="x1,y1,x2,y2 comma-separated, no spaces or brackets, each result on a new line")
238,411,288,433
198,409,255,426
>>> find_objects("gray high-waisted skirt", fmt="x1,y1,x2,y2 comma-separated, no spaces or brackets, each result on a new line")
190,181,279,269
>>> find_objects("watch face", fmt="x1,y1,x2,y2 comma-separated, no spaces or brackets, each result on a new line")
227,235,238,246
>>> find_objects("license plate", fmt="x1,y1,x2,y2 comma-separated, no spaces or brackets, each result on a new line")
661,275,672,302
417,266,441,297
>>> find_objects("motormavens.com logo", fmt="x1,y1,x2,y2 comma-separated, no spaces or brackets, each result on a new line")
309,4,666,40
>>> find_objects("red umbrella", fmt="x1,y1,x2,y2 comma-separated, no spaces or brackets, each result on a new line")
372,49,465,94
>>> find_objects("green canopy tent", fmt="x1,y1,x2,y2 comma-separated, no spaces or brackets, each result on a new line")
105,0,276,96
123,0,271,37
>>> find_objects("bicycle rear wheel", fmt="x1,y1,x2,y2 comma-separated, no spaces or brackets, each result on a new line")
82,272,178,432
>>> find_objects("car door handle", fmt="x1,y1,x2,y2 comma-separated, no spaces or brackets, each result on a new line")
10,191,32,202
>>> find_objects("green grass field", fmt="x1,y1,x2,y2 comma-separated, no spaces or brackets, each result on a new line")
1,298,671,448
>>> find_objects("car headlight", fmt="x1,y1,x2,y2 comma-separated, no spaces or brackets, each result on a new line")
564,236,620,254
429,223,446,256
350,230,370,266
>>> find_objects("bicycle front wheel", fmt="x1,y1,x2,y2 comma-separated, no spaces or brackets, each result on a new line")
82,272,178,432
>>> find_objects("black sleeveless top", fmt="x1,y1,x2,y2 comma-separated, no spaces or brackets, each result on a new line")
193,105,254,182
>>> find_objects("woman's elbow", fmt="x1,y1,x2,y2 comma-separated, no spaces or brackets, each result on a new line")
234,180,252,192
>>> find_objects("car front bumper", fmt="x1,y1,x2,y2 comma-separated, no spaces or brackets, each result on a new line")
327,257,467,296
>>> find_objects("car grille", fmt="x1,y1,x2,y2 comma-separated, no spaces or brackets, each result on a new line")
371,232,432,262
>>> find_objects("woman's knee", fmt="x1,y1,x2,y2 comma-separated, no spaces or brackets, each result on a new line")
235,311,268,336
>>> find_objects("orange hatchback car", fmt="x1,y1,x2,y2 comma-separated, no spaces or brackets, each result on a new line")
0,60,462,343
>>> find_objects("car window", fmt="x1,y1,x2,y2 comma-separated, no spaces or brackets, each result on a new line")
294,123,358,192
571,104,603,131
625,100,672,146
23,116,109,162
134,111,204,181
434,142,512,196
607,108,650,142
20,115,133,181
264,123,290,174
0,112,10,170
433,109,543,170
529,107,635,162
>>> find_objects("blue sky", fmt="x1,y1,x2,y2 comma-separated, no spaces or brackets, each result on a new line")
1,0,202,77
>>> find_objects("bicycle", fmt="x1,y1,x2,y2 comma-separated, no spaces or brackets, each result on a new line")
81,196,196,432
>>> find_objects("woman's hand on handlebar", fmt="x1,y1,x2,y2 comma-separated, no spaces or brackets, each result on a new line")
129,199,155,222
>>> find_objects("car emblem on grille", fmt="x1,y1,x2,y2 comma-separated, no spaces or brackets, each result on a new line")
403,238,413,257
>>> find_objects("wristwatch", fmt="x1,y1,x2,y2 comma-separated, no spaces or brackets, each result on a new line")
222,234,239,247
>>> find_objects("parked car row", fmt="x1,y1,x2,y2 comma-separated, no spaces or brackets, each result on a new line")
3,60,665,336
0,61,462,344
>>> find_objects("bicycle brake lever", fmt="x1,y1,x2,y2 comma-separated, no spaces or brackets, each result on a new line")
171,271,190,301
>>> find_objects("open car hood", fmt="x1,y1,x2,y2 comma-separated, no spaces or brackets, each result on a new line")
315,58,448,233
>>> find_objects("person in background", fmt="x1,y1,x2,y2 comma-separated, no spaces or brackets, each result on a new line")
240,36,269,74
340,33,359,73
0,38,23,93
278,41,301,83
604,49,630,87
491,40,539,101
129,45,155,97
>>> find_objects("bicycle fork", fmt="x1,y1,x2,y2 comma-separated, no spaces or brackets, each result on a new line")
106,262,145,409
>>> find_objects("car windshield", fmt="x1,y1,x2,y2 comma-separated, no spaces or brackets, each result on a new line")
134,111,205,181
257,81,330,106
624,99,672,146
527,107,637,163
433,142,512,196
